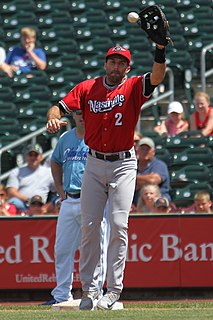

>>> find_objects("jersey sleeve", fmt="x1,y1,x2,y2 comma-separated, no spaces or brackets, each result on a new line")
59,83,83,114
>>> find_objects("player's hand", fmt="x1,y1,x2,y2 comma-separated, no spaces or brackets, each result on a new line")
46,119,68,133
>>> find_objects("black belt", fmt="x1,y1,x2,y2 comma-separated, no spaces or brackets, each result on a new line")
67,192,81,199
89,149,131,162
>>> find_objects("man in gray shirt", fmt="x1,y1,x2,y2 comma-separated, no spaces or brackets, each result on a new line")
6,143,55,212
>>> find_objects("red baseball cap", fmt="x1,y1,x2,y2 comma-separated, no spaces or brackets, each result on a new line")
106,46,131,64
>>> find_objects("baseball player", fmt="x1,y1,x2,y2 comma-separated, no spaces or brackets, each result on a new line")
46,42,166,310
43,110,109,305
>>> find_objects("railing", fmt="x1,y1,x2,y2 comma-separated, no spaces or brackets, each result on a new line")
0,117,71,182
201,43,213,92
136,67,174,132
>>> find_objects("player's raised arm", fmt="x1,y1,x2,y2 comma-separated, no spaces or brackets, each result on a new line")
150,44,166,85
46,105,67,133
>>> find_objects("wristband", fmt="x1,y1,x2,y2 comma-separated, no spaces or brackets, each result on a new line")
154,47,166,64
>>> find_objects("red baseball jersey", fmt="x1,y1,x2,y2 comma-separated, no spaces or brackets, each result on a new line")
59,76,149,152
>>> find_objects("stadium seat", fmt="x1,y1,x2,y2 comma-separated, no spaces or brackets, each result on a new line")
37,11,72,29
78,37,114,57
0,72,12,87
107,11,124,27
111,26,128,43
2,12,37,29
70,1,86,14
35,0,70,13
0,87,15,102
0,102,17,117
82,54,104,72
47,54,83,73
20,118,47,136
0,118,20,135
128,35,152,52
155,148,172,167
171,146,213,168
40,26,76,41
131,51,154,74
48,70,85,89
50,85,71,102
12,71,49,91
72,9,108,27
166,50,194,72
166,131,208,152
0,149,17,174
167,34,188,52
172,182,213,207
105,0,121,12
139,131,166,149
18,100,52,119
15,85,52,107
170,164,211,188
84,0,106,10
0,1,35,16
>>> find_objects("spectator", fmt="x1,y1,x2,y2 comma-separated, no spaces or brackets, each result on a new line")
0,184,17,216
6,143,55,212
134,137,171,207
154,101,189,136
190,91,213,136
153,197,171,214
26,195,44,216
180,191,213,214
136,184,161,213
0,27,46,78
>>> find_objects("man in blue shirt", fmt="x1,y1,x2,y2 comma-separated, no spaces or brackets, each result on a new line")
42,110,110,307
0,27,46,77
134,137,171,206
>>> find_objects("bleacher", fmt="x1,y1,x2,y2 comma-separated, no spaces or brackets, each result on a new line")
0,0,213,207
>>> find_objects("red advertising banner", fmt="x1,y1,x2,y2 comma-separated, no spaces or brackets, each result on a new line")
0,215,213,289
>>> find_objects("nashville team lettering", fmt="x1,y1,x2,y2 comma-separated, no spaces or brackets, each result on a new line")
88,94,125,113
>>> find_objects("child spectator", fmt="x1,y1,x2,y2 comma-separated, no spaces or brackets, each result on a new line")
136,184,161,213
0,27,46,77
181,191,213,214
154,101,188,136
190,91,213,136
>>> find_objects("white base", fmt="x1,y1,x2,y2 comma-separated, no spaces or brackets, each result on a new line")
52,299,124,311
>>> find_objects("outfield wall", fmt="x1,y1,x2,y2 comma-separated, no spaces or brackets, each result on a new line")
0,214,213,290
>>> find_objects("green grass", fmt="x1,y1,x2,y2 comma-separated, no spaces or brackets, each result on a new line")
0,302,213,320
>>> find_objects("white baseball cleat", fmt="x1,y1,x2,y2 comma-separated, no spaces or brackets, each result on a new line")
96,291,120,310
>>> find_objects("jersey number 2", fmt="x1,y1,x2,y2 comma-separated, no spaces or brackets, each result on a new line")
115,113,123,126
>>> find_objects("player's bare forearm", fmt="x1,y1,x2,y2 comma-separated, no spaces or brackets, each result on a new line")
51,161,66,199
150,61,166,85
136,173,162,189
46,105,67,133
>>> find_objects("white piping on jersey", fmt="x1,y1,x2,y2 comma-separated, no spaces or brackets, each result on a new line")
59,100,71,114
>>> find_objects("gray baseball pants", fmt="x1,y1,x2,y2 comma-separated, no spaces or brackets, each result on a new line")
80,150,137,294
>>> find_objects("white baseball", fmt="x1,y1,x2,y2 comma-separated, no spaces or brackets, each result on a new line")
127,12,139,23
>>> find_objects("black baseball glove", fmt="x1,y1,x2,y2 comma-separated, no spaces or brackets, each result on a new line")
138,5,172,46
